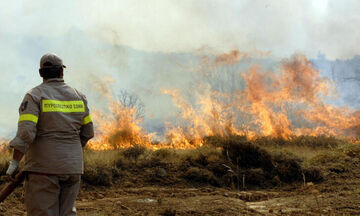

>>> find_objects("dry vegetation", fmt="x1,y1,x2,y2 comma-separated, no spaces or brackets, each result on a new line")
1,135,360,215
0,135,358,189
78,135,359,189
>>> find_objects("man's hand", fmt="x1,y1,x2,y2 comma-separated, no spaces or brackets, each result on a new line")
6,159,19,181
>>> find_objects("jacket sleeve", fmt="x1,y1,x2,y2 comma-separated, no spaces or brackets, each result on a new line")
80,95,94,147
9,94,40,154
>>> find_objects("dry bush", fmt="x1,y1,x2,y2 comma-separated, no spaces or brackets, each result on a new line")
114,155,130,169
0,135,348,189
308,151,349,174
0,143,12,178
122,144,147,161
205,135,324,186
80,135,358,189
183,167,219,186
243,168,269,187
0,156,9,177
82,150,118,186
271,151,303,182
161,208,176,216
303,146,358,184
254,135,344,149
306,143,360,178
339,143,360,159
203,135,243,147
83,165,113,186
182,146,223,167
151,148,177,162
302,167,323,183
221,136,275,172
143,148,178,168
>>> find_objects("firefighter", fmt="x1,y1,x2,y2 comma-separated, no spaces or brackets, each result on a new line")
6,53,94,216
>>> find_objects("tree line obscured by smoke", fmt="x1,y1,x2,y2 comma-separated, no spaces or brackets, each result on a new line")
311,53,360,108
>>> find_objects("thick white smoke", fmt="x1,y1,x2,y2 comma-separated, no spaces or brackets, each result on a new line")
0,0,359,138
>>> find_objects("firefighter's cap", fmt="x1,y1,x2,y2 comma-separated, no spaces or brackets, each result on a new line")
40,53,66,69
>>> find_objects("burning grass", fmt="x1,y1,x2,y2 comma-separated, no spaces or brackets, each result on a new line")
85,52,360,153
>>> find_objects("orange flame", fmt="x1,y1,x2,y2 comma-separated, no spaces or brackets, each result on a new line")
87,101,155,150
87,76,156,150
162,53,360,145
89,52,360,150
161,88,245,148
0,139,10,154
214,50,249,65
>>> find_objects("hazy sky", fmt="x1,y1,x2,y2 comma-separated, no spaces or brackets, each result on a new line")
1,0,360,58
0,0,359,137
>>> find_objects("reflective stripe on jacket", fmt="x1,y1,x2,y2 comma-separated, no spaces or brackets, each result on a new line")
9,78,94,174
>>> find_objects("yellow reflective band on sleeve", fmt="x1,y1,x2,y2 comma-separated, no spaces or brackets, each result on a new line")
83,115,92,125
42,100,85,113
18,114,38,124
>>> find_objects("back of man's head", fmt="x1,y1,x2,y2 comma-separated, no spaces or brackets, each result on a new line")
39,53,66,79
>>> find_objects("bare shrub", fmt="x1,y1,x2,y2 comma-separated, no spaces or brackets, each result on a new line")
161,208,176,216
151,148,176,161
272,151,303,182
80,135,353,188
122,145,147,161
222,136,275,172
183,167,219,186
83,165,113,186
254,135,344,149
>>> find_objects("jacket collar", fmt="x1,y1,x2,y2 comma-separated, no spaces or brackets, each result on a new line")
43,78,64,83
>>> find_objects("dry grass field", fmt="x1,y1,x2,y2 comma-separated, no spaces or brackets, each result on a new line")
1,135,360,215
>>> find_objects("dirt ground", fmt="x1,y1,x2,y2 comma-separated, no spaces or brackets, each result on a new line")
1,176,360,216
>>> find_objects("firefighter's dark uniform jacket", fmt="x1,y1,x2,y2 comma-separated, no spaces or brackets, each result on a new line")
9,78,94,174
